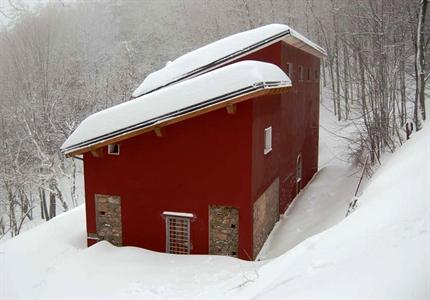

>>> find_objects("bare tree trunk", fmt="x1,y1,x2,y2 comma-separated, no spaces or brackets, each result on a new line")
49,191,56,219
39,187,50,221
328,56,337,114
334,38,341,120
400,44,407,125
416,0,428,126
322,58,327,88
8,188,17,237
343,43,350,119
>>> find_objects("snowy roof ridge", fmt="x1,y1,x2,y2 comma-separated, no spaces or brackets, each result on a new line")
61,60,291,155
132,24,325,98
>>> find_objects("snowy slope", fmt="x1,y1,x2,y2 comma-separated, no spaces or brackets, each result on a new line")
1,108,428,299
237,123,430,299
257,102,360,260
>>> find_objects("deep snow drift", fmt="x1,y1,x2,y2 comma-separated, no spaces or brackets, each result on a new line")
1,108,428,299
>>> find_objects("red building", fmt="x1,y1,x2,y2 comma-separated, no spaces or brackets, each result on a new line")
61,24,325,260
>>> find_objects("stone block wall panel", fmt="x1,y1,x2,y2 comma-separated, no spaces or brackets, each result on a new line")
209,205,239,257
253,178,279,258
95,194,122,246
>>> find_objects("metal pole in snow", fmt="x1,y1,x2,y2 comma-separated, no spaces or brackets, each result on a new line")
346,154,369,217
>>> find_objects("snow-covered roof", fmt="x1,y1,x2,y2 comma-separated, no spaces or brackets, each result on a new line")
132,24,325,98
61,61,291,155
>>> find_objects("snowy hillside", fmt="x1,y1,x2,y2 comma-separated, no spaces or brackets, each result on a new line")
238,123,430,299
1,105,429,299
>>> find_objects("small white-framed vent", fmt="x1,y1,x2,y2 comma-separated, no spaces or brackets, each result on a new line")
108,144,120,155
264,126,272,155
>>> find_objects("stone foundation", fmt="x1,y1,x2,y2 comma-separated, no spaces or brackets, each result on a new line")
253,178,279,258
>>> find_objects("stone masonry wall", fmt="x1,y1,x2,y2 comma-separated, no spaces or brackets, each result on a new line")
209,205,239,257
253,178,279,258
95,194,122,246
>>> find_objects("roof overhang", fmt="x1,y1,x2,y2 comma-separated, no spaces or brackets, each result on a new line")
132,25,326,98
64,84,291,157
282,34,327,59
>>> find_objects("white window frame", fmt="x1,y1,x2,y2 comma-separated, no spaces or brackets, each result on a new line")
264,126,272,155
108,144,120,155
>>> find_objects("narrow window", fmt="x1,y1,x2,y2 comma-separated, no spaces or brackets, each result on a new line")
315,69,319,80
298,65,303,82
286,62,293,79
264,126,272,155
163,212,193,254
108,144,120,155
307,68,311,81
296,154,302,194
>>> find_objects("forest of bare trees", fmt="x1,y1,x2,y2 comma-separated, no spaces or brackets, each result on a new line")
0,0,428,238
306,0,429,166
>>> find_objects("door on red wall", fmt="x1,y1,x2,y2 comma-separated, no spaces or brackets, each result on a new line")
95,194,122,246
208,205,239,257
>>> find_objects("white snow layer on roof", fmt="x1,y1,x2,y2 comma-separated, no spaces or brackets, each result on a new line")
132,24,325,97
61,60,291,152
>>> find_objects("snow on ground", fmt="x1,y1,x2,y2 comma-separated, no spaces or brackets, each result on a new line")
1,100,429,299
0,205,259,299
237,122,430,299
257,101,360,260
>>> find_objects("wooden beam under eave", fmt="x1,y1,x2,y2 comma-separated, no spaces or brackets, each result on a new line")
154,127,164,137
64,86,291,157
91,148,103,157
226,103,237,114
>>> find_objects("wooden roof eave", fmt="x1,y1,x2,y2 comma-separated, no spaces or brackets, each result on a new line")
65,85,291,158
282,35,327,58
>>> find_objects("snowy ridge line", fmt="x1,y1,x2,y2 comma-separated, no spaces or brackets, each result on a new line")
61,81,289,154
132,29,291,98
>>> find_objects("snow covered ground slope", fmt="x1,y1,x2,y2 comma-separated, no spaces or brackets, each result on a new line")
1,104,428,299
258,100,359,260
238,123,430,299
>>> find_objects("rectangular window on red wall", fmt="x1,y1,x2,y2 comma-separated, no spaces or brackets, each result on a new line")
298,66,303,82
286,62,293,80
264,126,272,155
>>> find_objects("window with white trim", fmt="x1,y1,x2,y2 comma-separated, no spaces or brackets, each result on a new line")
108,144,120,155
264,126,272,155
